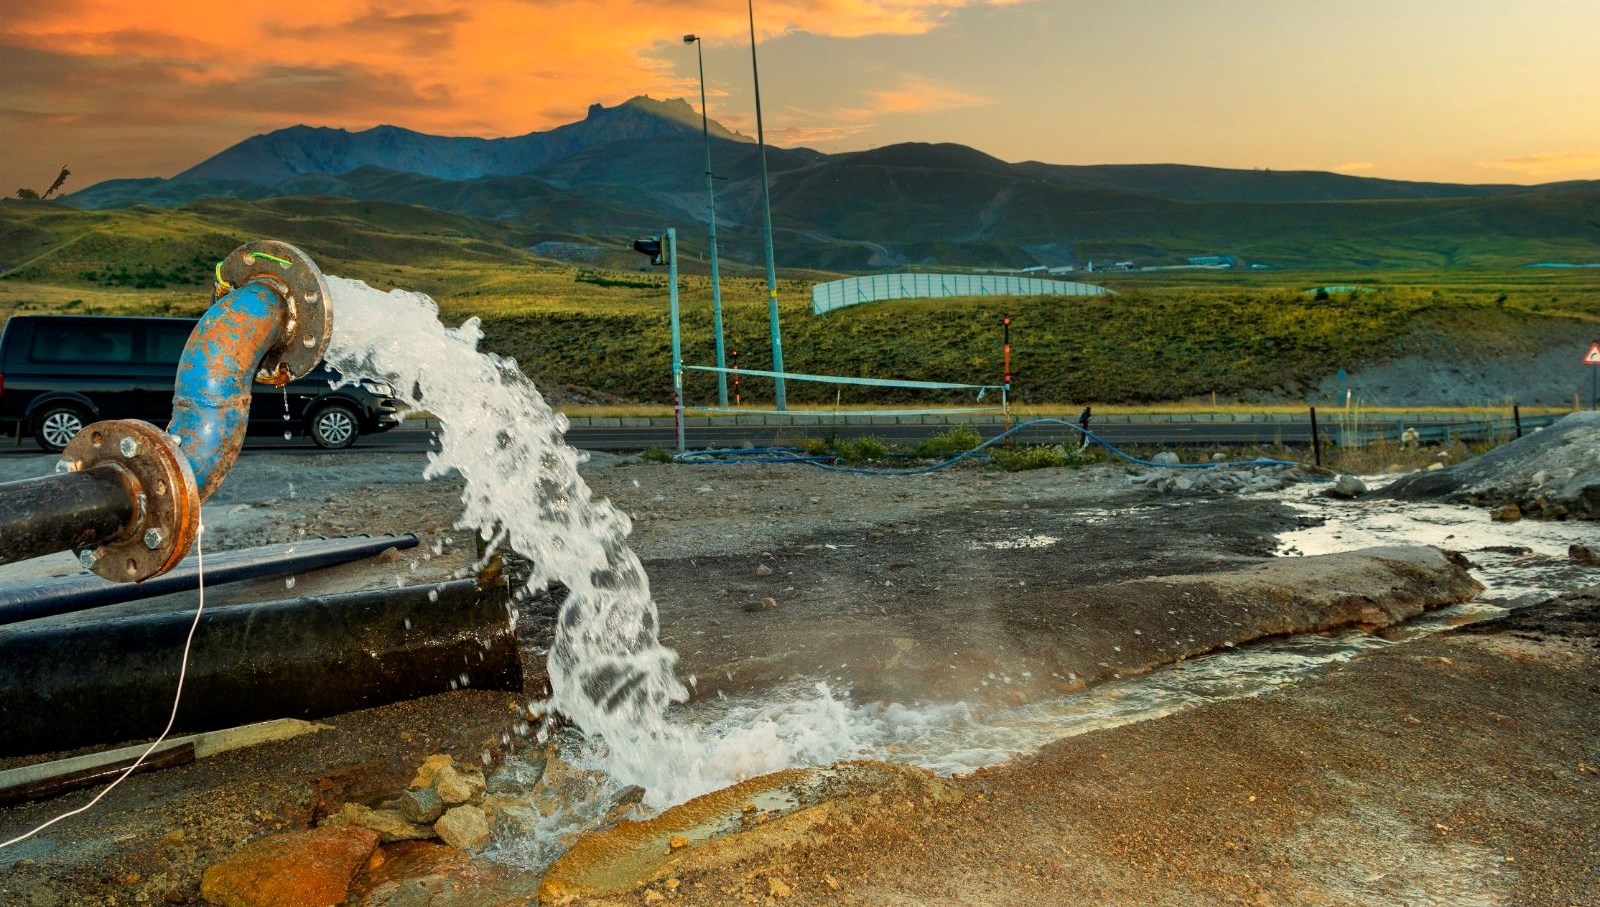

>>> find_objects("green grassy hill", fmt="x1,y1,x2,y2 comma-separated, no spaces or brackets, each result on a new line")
2,198,1595,406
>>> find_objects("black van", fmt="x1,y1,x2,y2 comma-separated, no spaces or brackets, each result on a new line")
0,315,401,452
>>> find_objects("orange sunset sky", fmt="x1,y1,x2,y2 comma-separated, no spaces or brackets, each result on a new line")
2,0,1597,194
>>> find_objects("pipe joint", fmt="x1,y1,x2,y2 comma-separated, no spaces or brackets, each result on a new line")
62,420,199,582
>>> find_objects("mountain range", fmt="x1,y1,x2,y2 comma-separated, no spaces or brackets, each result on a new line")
63,96,1600,270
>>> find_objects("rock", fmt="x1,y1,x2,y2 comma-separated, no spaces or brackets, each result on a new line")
1426,462,1444,471
755,564,773,577
433,765,487,806
1571,544,1600,566
1212,452,1228,462
600,785,647,827
1383,412,1600,518
396,787,445,825
410,754,455,790
346,841,497,907
668,835,689,850
200,827,378,907
1325,474,1368,499
744,596,778,613
1152,451,1181,465
768,876,793,898
434,806,492,852
1491,503,1522,522
323,803,436,844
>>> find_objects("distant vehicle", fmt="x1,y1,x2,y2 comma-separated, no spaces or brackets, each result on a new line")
0,315,401,452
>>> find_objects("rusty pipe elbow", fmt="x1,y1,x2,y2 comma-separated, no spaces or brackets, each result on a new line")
167,240,332,502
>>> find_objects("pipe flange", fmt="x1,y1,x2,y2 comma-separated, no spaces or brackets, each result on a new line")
215,240,333,386
63,420,200,582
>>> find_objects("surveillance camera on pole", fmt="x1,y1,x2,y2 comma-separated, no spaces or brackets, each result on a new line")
632,236,667,267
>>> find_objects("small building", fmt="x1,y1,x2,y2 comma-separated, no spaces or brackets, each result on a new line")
1047,265,1075,275
1187,255,1237,268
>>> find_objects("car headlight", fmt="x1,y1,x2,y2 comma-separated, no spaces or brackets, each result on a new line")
360,381,394,396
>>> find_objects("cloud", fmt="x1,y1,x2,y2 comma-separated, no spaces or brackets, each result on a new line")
741,74,990,149
1478,151,1600,179
0,0,1021,189
764,123,875,146
839,74,991,121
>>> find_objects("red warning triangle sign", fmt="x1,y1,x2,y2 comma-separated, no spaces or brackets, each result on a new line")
1586,342,1600,365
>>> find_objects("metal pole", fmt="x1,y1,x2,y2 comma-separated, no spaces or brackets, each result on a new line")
691,38,729,407
1309,406,1322,467
668,228,685,453
1002,315,1012,431
747,0,786,410
1513,404,1522,439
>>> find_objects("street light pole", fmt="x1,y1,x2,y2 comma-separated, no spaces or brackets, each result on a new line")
746,0,786,410
684,35,728,407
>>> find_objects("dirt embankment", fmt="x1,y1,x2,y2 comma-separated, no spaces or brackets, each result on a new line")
545,589,1600,907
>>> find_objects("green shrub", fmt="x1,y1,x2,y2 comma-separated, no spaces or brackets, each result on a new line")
638,446,673,463
841,436,890,463
990,443,1098,471
913,425,982,459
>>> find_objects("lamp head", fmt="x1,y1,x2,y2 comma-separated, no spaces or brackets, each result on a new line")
683,34,699,44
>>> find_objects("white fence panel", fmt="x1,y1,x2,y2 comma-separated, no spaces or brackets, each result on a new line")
811,273,1111,314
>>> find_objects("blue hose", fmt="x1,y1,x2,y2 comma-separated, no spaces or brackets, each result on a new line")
673,418,1303,476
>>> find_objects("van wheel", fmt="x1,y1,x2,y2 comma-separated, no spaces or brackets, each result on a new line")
309,404,360,449
34,405,89,453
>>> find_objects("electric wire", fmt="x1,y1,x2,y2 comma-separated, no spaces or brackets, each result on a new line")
0,523,209,850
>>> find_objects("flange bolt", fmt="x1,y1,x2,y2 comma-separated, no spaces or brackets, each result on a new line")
78,549,100,569
119,436,141,458
143,528,165,550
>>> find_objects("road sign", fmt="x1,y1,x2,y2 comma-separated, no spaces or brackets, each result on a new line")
1585,342,1600,365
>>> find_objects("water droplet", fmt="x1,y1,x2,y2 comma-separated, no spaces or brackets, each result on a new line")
404,618,412,630
283,430,292,440
284,576,296,589
427,589,439,602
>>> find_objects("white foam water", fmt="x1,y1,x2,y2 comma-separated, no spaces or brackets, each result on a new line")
324,278,877,807
323,280,695,785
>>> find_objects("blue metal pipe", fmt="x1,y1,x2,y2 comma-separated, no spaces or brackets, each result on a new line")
167,281,285,501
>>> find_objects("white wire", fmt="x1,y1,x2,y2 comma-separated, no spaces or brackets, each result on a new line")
1,521,208,850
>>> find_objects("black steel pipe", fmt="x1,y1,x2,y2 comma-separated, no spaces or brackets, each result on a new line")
0,577,522,757
0,533,420,626
0,467,136,567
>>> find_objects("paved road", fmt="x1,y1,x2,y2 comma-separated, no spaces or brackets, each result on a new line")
1,415,1543,459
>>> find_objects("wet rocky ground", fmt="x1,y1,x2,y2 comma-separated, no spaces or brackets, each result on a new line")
0,444,1595,906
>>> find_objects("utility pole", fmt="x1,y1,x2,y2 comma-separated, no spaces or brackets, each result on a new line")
667,229,685,452
684,34,729,406
747,0,786,409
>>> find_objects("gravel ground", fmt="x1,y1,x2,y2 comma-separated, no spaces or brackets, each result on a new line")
1,445,1594,905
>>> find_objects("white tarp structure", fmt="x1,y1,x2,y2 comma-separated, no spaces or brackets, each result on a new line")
811,273,1113,315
